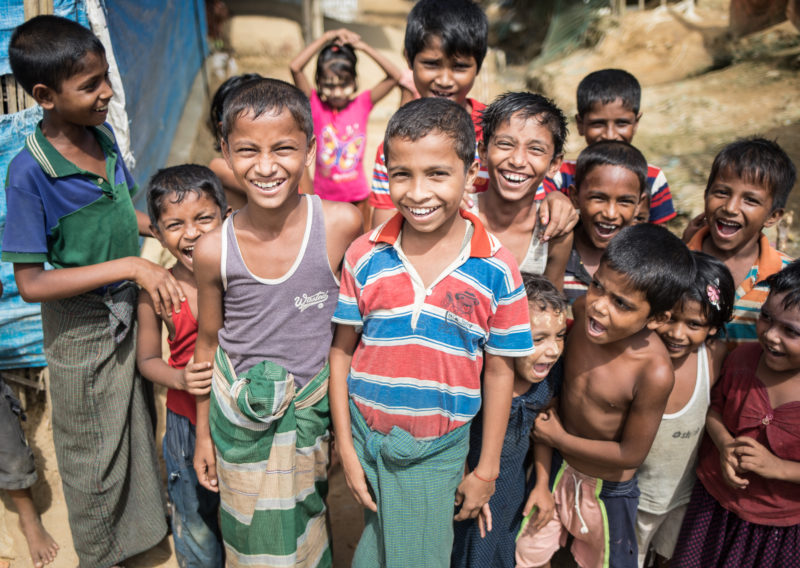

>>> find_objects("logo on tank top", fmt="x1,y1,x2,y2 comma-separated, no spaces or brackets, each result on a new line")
295,291,329,312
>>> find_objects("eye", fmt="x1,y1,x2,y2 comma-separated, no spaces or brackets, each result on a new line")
614,297,630,310
495,141,513,149
390,171,409,179
758,308,771,323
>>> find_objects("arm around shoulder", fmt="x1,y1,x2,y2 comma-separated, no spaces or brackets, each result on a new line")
322,199,363,273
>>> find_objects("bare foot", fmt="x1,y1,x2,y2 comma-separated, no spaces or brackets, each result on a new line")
18,514,59,568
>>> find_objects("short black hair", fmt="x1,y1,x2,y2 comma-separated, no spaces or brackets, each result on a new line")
676,251,735,334
146,164,227,226
384,98,475,171
576,68,641,117
481,91,569,158
405,0,488,71
208,73,263,150
602,224,696,316
220,78,313,142
523,273,567,315
705,137,797,211
574,140,648,195
9,15,106,95
315,42,358,85
765,259,800,312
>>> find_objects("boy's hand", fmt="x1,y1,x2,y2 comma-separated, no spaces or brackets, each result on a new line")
533,408,565,448
194,432,219,493
341,447,377,512
183,360,213,396
734,436,780,480
454,472,495,521
522,483,555,531
719,438,749,489
539,191,578,242
477,503,492,538
332,28,360,46
682,213,706,243
133,258,185,316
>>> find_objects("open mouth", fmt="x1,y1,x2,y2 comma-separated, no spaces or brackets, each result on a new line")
662,339,688,354
594,222,619,239
587,317,607,337
181,245,194,260
430,89,455,99
715,218,742,237
252,179,283,193
500,170,531,185
763,344,785,358
405,205,440,219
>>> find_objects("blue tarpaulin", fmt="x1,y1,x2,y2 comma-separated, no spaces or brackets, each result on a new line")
0,0,207,370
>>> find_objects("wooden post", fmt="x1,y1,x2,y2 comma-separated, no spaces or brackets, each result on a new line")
302,0,324,44
24,0,53,19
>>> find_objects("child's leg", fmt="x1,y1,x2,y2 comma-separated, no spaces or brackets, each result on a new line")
0,379,58,567
163,410,224,567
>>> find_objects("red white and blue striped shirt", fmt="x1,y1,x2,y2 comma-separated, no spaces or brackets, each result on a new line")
332,210,534,439
543,159,677,224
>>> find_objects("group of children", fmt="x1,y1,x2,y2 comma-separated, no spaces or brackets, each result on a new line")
1,2,799,568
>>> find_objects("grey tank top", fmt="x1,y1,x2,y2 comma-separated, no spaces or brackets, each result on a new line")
637,343,711,514
217,195,339,387
470,193,548,275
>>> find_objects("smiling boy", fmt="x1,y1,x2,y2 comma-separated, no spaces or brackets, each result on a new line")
516,224,695,568
686,137,796,348
563,140,647,303
329,97,534,567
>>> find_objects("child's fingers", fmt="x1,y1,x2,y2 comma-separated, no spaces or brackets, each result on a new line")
481,503,492,533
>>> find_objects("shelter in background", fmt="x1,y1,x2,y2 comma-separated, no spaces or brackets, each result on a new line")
0,0,207,374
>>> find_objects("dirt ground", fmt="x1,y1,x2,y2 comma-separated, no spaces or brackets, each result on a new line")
2,0,799,566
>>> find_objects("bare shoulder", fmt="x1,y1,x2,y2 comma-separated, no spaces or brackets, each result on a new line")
707,338,729,386
193,225,223,280
631,329,674,391
321,199,363,250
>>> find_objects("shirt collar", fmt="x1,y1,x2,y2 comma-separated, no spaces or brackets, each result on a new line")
25,121,116,178
687,225,786,286
371,208,494,258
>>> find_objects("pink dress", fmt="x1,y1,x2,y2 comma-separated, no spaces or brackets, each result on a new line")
310,89,373,202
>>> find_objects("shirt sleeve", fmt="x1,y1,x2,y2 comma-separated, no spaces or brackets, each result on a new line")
331,247,364,326
647,168,677,224
484,252,535,357
2,182,49,263
368,143,394,209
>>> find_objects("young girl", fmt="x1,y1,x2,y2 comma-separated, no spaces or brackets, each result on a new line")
671,259,800,567
290,28,402,217
636,252,734,567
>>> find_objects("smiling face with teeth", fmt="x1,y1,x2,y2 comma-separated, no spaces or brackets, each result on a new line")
387,131,479,241
480,112,562,203
571,164,641,251
757,291,800,374
409,36,478,112
222,108,315,212
37,50,113,128
152,191,225,275
704,167,783,259
655,299,715,361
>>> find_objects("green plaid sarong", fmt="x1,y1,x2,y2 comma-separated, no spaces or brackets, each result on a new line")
210,347,332,567
349,400,470,568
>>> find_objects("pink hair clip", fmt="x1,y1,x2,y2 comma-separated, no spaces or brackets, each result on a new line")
707,280,720,310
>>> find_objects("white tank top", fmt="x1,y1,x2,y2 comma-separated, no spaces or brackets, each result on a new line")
637,343,711,514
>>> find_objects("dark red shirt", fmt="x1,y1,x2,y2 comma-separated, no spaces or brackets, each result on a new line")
166,297,198,425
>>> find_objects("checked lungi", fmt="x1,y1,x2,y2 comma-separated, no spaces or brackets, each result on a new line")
349,400,470,568
210,347,332,567
41,283,167,567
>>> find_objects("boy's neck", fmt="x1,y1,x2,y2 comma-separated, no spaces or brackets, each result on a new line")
702,233,760,286
239,192,305,236
512,375,533,398
40,111,95,146
481,185,538,230
400,212,466,256
573,226,604,275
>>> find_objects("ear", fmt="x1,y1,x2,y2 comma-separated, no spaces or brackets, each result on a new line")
547,153,564,179
477,140,487,163
305,135,317,169
646,311,670,330
465,159,480,190
569,184,579,208
149,224,166,247
403,48,412,69
763,207,784,229
575,113,584,136
32,83,55,109
224,206,233,219
221,139,232,168
632,111,642,136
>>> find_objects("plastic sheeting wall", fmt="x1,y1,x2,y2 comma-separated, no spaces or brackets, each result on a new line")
104,0,207,206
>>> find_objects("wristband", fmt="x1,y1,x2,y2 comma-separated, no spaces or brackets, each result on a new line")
472,470,498,483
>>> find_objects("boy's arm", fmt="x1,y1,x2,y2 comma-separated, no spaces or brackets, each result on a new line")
352,39,402,104
535,358,673,470
454,353,514,521
192,228,225,493
522,439,554,531
136,293,214,395
14,259,183,315
543,231,573,292
322,200,363,277
136,210,154,237
539,189,578,242
329,324,377,511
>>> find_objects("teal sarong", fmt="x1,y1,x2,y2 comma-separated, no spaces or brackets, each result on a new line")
210,347,332,567
350,400,470,568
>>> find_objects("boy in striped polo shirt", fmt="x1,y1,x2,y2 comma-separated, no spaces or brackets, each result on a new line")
330,97,535,567
687,137,795,349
